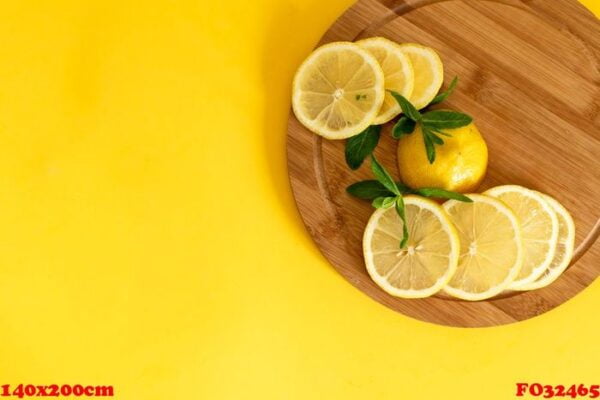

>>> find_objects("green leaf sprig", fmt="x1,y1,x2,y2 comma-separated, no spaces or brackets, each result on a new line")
357,156,471,248
347,180,473,203
344,77,466,169
347,169,471,248
342,76,474,248
389,77,472,164
369,155,409,248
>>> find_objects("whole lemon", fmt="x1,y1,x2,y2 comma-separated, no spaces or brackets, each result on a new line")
397,123,488,193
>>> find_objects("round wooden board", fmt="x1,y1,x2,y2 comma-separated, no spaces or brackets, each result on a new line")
287,0,600,327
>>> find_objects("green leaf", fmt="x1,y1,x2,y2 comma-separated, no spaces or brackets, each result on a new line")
348,180,472,204
429,126,452,137
395,195,409,248
370,155,400,195
429,76,458,105
416,188,473,202
345,125,381,170
392,117,416,139
347,180,412,199
347,180,395,200
428,131,444,145
395,181,415,195
372,196,397,209
421,110,472,129
421,126,436,164
389,91,421,121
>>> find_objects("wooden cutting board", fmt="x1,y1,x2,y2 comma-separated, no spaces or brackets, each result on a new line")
287,0,600,327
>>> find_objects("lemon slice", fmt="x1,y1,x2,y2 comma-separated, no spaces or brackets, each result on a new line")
363,195,459,298
397,43,444,110
484,185,559,289
292,42,385,139
512,193,575,291
357,37,414,125
442,194,523,301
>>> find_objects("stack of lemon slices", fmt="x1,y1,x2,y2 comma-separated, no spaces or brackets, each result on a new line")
292,38,442,139
363,185,575,300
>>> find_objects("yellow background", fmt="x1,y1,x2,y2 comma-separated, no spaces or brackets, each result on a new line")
0,1,598,398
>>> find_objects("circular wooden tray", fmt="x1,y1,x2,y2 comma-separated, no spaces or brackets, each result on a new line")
287,0,600,327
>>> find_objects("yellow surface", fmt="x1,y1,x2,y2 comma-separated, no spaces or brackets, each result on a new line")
0,1,598,399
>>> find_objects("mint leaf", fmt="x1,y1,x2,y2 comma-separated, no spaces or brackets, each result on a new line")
429,126,452,137
395,181,414,195
392,117,416,139
370,155,400,195
429,76,458,105
429,131,444,145
421,126,436,164
389,91,421,121
347,180,413,199
345,125,381,170
416,188,472,202
372,196,396,209
347,180,471,202
347,180,394,199
395,195,409,248
422,110,472,129
370,155,410,248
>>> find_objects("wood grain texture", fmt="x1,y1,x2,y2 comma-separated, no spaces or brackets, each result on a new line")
287,0,600,327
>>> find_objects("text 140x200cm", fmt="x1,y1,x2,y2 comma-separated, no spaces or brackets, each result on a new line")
0,384,114,398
